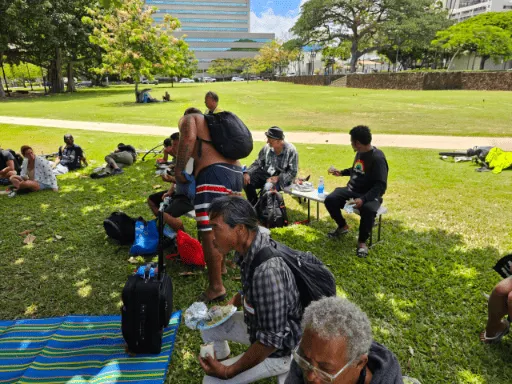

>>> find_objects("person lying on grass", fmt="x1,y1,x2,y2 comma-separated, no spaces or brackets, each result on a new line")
9,145,58,196
480,264,512,344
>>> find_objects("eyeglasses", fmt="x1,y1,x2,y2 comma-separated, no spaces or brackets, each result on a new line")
292,344,356,383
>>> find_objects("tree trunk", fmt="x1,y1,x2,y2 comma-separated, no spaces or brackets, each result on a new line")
171,79,174,88
49,47,64,93
349,40,359,73
480,55,489,70
0,76,5,98
66,62,76,92
134,82,139,102
447,48,462,71
26,63,34,91
1,61,9,95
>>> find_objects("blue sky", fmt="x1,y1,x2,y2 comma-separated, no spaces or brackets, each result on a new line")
251,0,302,17
250,0,305,40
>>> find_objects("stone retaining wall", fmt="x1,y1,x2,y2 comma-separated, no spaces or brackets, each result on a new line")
277,72,512,90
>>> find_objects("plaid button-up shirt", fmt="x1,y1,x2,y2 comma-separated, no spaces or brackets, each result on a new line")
236,230,302,357
247,142,299,189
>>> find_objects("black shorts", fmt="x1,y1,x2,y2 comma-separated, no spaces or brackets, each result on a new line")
148,191,194,218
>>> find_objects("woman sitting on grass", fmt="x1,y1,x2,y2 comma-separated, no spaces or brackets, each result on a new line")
480,265,512,343
8,145,58,196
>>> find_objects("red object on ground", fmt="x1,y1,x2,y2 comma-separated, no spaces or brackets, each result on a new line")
169,230,206,267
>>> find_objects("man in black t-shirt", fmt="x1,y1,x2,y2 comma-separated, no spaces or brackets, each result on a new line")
52,134,88,175
324,126,388,257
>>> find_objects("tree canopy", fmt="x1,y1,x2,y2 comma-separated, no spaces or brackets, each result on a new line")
292,0,448,72
83,0,196,96
432,11,512,70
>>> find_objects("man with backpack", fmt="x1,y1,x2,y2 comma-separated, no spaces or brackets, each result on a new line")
243,126,298,206
175,110,250,304
0,147,20,185
52,134,88,175
199,196,334,383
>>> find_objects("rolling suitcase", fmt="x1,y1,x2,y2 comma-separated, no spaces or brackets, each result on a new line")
121,203,173,354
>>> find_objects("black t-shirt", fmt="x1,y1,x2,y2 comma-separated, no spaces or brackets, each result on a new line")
58,144,84,170
344,147,388,202
0,150,15,170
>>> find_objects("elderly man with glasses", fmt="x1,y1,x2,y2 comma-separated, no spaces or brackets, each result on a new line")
285,297,409,384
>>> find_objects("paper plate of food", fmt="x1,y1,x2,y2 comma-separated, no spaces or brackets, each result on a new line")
197,305,237,330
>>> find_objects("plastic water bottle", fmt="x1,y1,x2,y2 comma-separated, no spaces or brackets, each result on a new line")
318,176,325,197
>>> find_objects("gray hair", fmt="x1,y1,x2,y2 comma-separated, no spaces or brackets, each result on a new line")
301,297,372,361
208,196,258,231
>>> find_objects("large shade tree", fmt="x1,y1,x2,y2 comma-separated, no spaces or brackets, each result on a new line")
83,0,196,99
292,0,445,73
432,11,512,70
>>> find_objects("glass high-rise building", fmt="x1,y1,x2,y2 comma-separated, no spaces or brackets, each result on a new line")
147,0,275,74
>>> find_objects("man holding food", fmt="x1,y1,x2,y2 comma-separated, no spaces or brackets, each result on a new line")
324,125,388,258
198,196,302,383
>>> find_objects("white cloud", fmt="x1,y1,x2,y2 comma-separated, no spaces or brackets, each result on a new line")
250,8,297,41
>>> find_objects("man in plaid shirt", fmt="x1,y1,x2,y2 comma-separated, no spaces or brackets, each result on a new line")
199,196,302,383
243,126,299,205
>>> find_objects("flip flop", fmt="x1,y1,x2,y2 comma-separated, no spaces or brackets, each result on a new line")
197,292,228,304
356,246,369,258
480,320,510,344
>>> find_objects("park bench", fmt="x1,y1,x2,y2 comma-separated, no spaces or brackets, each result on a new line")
284,187,387,247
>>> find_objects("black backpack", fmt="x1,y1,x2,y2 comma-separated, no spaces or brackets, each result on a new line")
201,111,253,160
248,239,336,309
255,190,288,228
104,212,136,245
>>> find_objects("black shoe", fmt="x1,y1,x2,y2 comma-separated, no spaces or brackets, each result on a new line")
327,226,349,238
112,168,124,175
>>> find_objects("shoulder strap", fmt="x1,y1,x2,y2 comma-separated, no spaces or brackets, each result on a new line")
247,241,278,282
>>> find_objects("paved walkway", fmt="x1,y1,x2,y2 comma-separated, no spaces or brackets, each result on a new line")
2,115,512,150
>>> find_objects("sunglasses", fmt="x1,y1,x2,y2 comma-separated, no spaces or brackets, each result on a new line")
292,344,356,383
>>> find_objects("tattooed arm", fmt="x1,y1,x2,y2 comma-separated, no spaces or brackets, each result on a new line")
175,115,197,183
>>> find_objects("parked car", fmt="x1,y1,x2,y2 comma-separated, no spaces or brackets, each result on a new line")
76,80,92,88
286,72,296,77
203,76,216,83
250,76,261,80
141,78,159,84
231,76,245,82
179,78,195,83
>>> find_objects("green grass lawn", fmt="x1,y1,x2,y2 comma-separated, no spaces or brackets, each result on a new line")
1,124,512,383
1,82,512,137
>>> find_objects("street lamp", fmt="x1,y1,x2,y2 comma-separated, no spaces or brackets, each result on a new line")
311,51,317,75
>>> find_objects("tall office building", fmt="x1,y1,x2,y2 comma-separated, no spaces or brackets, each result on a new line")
147,0,275,75
444,0,512,22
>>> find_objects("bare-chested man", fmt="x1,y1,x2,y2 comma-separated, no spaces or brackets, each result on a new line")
175,110,243,303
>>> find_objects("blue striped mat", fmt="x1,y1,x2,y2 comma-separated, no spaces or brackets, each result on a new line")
0,311,181,384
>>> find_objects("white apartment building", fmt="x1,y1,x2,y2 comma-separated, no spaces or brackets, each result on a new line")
444,0,512,22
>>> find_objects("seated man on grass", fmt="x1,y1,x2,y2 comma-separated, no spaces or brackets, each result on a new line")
105,143,137,175
199,196,302,383
243,126,298,206
285,297,407,384
52,134,88,175
148,132,194,232
0,147,19,185
324,125,388,258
